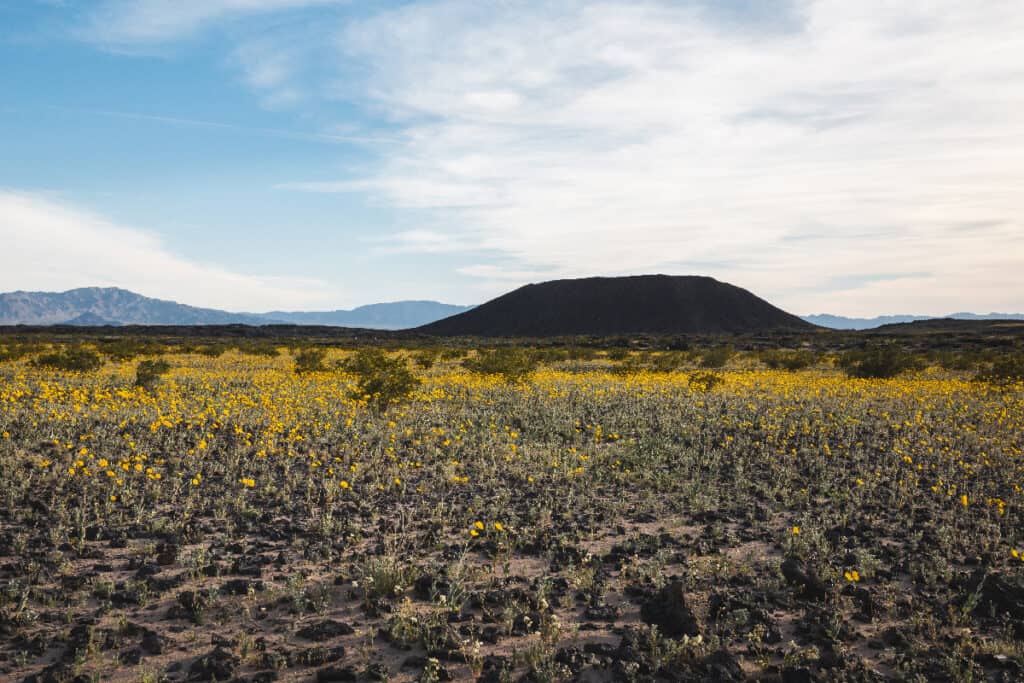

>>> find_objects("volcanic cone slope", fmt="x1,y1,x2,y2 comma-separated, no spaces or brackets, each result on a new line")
417,275,816,337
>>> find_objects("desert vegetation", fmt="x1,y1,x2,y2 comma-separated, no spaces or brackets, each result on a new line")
0,339,1022,682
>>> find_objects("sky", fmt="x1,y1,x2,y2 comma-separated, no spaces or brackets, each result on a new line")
1,0,1022,316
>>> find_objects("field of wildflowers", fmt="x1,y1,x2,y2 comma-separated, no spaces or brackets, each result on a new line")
0,341,1021,681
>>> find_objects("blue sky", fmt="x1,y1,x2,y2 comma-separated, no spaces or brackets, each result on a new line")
1,0,1022,315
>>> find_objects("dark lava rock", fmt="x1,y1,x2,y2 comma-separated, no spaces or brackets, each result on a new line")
975,652,1022,676
402,655,430,669
297,645,346,666
296,619,355,642
221,578,256,595
155,543,179,566
827,525,858,547
583,642,618,659
781,558,828,601
640,581,699,637
584,604,620,621
781,666,813,683
365,663,389,680
316,666,358,682
967,569,1024,632
511,611,543,636
477,656,513,683
188,646,239,681
841,585,875,620
414,573,453,601
881,626,909,649
231,556,266,577
401,656,452,680
554,646,591,674
703,649,743,682
140,629,164,655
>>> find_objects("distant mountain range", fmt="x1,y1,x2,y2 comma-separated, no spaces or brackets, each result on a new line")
418,275,814,336
2,285,1020,333
255,302,472,328
802,312,1024,330
0,287,470,329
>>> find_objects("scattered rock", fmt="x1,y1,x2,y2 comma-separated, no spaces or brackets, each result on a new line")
781,558,828,601
316,666,358,682
703,649,743,682
781,666,813,683
187,646,239,681
639,581,699,637
296,619,355,642
584,604,620,621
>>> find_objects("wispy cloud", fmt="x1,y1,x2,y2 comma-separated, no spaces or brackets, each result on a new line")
80,0,344,47
282,0,1021,316
47,106,398,145
72,0,1024,315
0,190,336,311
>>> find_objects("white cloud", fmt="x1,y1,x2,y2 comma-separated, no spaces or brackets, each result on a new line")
274,0,1024,316
73,0,1024,315
81,0,342,46
0,190,336,311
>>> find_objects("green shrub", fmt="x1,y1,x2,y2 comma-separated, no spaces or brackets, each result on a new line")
974,354,1024,384
341,349,421,412
760,349,816,371
135,359,172,390
194,344,229,357
234,343,280,357
100,339,167,361
32,346,103,372
841,345,921,379
606,348,630,362
293,347,328,374
651,352,686,372
0,342,42,363
533,348,569,364
565,347,599,361
699,346,734,369
412,348,442,370
463,347,539,383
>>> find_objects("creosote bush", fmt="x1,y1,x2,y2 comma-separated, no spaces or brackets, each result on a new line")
135,359,172,390
234,343,280,357
760,349,816,371
0,342,43,363
101,339,167,361
194,344,229,357
466,348,544,385
841,345,921,379
341,348,420,411
293,347,329,374
699,345,735,369
412,348,442,370
975,354,1024,385
463,347,539,383
31,346,103,372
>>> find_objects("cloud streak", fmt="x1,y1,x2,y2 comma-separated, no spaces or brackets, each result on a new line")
81,0,344,46
0,190,336,312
